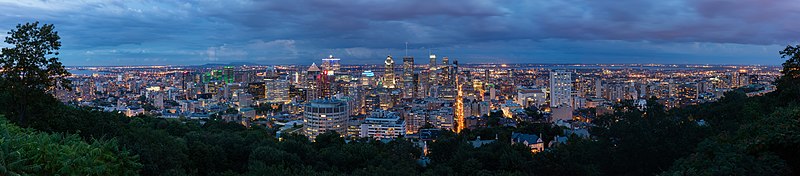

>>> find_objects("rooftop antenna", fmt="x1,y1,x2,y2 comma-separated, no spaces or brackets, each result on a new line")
405,42,408,57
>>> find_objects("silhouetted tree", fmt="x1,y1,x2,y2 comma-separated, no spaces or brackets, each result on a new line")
0,22,70,126
777,44,800,103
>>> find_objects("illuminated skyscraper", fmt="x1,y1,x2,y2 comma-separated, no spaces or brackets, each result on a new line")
402,56,414,98
361,70,376,87
384,55,396,88
306,63,322,100
223,66,234,84
265,66,289,103
428,54,438,91
303,99,349,140
440,57,450,83
321,55,340,72
429,54,436,69
550,70,572,108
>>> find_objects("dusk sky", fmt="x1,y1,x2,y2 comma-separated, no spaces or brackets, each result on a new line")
1,0,798,66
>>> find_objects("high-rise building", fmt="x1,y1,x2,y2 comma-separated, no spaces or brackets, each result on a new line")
440,57,450,83
247,82,266,99
321,55,340,73
363,88,380,114
361,70,376,87
223,66,234,84
429,54,436,70
451,59,459,83
402,56,414,98
303,99,349,140
428,54,438,89
305,63,323,100
550,70,572,108
384,56,396,88
265,74,290,103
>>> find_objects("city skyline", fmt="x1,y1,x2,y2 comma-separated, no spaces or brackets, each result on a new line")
2,1,800,175
2,0,798,66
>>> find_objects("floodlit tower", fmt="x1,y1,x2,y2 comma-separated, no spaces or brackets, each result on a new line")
322,55,341,73
429,54,437,70
428,54,438,89
402,56,415,98
384,55,396,88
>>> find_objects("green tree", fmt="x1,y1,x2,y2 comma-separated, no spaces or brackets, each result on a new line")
0,116,140,175
0,22,71,126
776,44,800,103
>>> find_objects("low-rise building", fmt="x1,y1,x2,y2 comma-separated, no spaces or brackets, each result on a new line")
511,132,545,153
359,110,406,139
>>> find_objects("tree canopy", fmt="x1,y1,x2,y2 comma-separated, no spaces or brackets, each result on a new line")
0,22,70,126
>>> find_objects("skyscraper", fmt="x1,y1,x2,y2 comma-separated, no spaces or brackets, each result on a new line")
428,54,438,88
384,55,396,88
265,66,290,103
321,55,340,73
550,70,572,108
303,99,349,140
306,63,322,100
440,57,451,83
429,54,436,69
223,66,234,84
402,56,414,98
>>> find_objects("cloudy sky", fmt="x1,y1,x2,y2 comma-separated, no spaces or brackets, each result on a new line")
0,0,797,66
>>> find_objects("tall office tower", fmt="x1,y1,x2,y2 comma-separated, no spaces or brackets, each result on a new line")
321,55,341,73
428,54,438,88
484,69,490,85
549,70,572,108
451,60,459,82
440,57,451,83
429,54,437,69
303,99,349,140
318,70,333,99
384,55,396,88
306,63,322,100
265,69,290,103
402,56,415,98
223,66,234,83
363,88,380,113
414,73,426,98
361,70,376,87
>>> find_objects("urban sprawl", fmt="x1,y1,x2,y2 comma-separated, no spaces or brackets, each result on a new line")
57,54,780,153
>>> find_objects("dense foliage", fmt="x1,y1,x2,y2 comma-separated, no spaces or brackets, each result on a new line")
0,116,140,175
0,22,71,126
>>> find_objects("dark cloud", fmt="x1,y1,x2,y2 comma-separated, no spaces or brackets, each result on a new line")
0,0,795,65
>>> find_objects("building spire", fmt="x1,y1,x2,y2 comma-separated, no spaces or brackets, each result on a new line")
405,42,408,57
